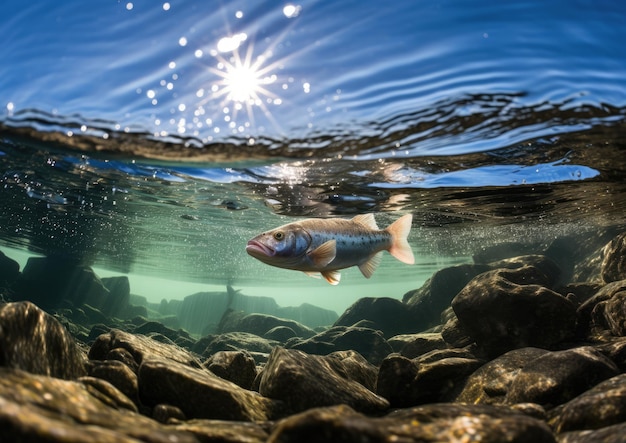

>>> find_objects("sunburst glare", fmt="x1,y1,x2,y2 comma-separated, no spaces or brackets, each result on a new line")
207,34,284,133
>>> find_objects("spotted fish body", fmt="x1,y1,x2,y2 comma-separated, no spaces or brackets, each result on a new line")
245,213,414,284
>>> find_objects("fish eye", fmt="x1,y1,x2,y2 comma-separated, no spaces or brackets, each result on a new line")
273,231,285,240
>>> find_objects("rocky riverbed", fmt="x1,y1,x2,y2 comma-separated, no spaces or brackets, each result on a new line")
1,228,626,442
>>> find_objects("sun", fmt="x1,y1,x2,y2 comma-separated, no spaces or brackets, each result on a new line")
207,35,283,131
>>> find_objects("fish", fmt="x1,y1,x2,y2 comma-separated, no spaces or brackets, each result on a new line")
245,213,414,285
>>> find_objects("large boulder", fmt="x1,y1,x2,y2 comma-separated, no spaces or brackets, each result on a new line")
451,266,577,356
259,347,388,415
376,348,483,407
0,301,86,379
266,403,556,443
139,357,281,421
12,257,109,309
0,367,196,442
403,264,492,331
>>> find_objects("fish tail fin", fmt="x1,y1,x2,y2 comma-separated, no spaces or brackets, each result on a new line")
386,214,415,264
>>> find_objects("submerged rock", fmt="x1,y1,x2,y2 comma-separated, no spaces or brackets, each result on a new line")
219,311,316,338
334,296,418,337
267,403,556,443
455,347,550,404
601,232,626,283
0,367,197,442
550,373,626,434
451,266,577,355
504,346,619,407
577,280,626,339
89,328,202,369
12,257,109,309
0,250,20,285
139,357,281,421
259,347,389,415
387,332,449,358
288,325,392,365
204,350,257,390
202,331,280,356
376,349,483,407
403,264,492,331
0,301,86,379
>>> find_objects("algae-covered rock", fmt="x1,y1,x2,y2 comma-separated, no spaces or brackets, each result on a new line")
0,301,86,379
259,347,388,415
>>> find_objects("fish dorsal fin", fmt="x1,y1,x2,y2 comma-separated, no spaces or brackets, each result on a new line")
307,240,336,267
352,213,378,230
321,270,341,285
358,252,382,279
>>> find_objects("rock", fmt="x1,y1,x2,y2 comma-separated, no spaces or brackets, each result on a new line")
505,346,619,407
376,350,483,407
175,419,269,442
220,312,316,338
153,403,186,423
78,375,138,412
487,255,562,288
596,337,626,371
577,280,626,339
89,328,202,370
550,373,626,433
86,360,140,405
100,276,131,317
601,232,626,283
204,350,257,389
566,227,625,283
264,326,297,342
288,325,392,365
455,347,550,404
595,289,626,337
176,290,279,335
139,357,282,421
558,282,603,307
267,403,556,443
334,297,418,337
0,250,20,285
134,320,191,343
324,350,379,392
451,266,577,356
0,301,86,379
557,423,626,443
276,303,338,329
403,264,492,331
12,257,109,309
387,332,448,357
259,347,389,415
0,367,197,442
202,332,279,356
440,314,475,348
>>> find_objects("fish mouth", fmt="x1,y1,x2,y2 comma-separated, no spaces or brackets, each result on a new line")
246,240,275,258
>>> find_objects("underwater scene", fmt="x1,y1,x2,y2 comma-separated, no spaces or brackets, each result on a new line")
1,0,626,441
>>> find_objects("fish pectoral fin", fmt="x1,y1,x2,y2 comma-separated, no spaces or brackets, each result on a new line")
358,252,382,278
321,270,341,285
307,240,337,267
303,271,321,279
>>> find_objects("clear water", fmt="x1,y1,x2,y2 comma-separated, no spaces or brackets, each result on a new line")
1,0,625,315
